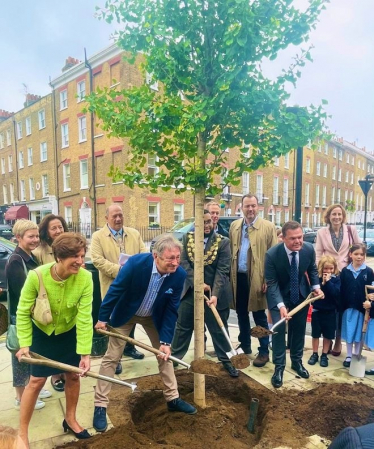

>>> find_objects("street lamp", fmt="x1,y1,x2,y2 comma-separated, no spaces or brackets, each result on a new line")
358,174,374,244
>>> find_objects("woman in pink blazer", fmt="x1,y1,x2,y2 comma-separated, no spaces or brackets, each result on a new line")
315,204,361,356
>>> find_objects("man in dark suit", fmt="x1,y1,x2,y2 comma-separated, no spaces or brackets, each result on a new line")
93,235,197,432
172,210,239,377
265,221,324,388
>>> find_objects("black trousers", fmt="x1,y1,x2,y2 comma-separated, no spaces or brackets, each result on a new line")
171,290,232,363
236,273,269,354
270,297,309,368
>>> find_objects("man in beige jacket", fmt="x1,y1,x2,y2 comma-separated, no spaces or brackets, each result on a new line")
230,194,277,367
91,204,147,372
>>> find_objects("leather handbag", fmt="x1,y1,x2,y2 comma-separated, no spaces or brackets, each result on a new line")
31,268,53,326
0,302,8,335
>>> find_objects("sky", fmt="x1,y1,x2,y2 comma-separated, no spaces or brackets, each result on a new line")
0,0,373,151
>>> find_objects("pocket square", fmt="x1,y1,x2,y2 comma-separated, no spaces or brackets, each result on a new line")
165,288,173,294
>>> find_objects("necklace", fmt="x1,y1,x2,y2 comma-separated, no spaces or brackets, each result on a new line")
54,265,66,282
186,232,221,265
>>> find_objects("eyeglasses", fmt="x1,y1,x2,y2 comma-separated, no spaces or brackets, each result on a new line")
158,256,181,263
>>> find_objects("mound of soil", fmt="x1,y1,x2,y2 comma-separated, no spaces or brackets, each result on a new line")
57,372,374,449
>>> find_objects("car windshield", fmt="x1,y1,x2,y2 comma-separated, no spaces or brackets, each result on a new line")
169,218,194,232
359,230,374,239
0,237,17,251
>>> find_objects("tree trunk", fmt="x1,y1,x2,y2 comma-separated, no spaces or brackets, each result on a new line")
193,135,206,408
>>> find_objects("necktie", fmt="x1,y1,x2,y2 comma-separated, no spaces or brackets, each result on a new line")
290,251,299,304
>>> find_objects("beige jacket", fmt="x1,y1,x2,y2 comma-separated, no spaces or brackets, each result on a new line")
90,225,147,298
230,217,277,312
33,244,54,265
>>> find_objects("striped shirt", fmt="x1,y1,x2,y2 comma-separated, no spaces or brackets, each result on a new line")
135,262,169,317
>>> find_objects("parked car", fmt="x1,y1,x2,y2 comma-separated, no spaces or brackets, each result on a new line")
150,216,238,251
0,225,14,241
0,237,17,295
359,229,374,256
303,231,317,244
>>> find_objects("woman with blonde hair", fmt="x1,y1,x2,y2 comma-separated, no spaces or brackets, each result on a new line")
315,204,361,356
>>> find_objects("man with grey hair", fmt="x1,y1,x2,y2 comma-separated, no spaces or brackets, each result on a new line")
93,234,197,432
91,204,147,370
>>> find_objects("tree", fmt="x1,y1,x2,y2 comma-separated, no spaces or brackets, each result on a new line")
87,0,329,407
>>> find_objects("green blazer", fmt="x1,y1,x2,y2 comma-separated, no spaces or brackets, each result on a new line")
16,263,93,355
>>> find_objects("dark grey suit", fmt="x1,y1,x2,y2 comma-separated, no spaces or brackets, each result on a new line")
265,242,319,368
172,232,232,362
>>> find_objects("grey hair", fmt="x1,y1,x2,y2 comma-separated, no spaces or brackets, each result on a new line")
152,234,182,256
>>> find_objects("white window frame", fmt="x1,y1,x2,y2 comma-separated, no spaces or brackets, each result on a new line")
332,166,336,180
38,109,46,130
242,172,249,195
333,147,337,158
26,116,32,136
306,158,311,174
78,116,87,142
338,168,342,182
29,178,35,200
173,203,184,223
60,89,68,110
322,186,327,207
20,180,26,201
40,142,47,162
273,176,279,205
6,129,11,146
273,156,279,167
64,206,72,224
283,178,289,206
19,151,24,169
9,183,14,203
0,133,4,149
284,153,289,169
284,210,289,222
305,183,310,207
61,123,69,148
331,187,335,204
1,158,5,174
3,185,8,204
27,147,33,166
345,171,349,183
42,174,49,197
63,163,71,191
339,150,343,161
256,174,263,202
316,161,321,176
8,155,13,172
148,201,160,226
80,159,88,189
315,184,320,206
17,121,22,139
148,154,159,176
323,163,327,178
77,80,86,102
324,143,329,155
351,173,354,184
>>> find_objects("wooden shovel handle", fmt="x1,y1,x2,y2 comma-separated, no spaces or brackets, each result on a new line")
98,327,161,356
288,292,324,318
204,295,224,327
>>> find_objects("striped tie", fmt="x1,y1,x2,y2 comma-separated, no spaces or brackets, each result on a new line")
290,251,299,304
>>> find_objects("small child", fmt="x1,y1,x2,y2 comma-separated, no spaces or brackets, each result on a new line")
308,255,340,367
340,243,374,368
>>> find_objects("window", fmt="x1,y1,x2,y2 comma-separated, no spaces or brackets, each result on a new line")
148,154,159,176
0,133,4,149
345,171,349,183
78,116,87,142
351,156,354,166
332,166,336,180
284,153,289,169
324,143,329,155
333,147,337,158
346,153,350,164
19,151,24,169
3,185,8,204
6,129,11,146
315,185,320,206
284,210,289,222
273,156,279,167
61,124,69,148
307,139,312,148
338,149,343,161
344,190,348,202
273,176,279,205
10,183,14,203
65,206,72,224
20,180,26,201
60,89,68,110
283,178,289,206
29,178,35,200
305,183,310,206
242,172,249,194
42,174,49,197
174,203,184,223
148,202,160,226
27,147,33,166
275,210,281,226
351,172,354,184
323,163,327,178
358,160,361,169
337,188,341,202
322,186,327,207
17,121,22,139
26,116,31,135
77,80,86,102
331,187,335,203
38,109,46,129
338,168,341,182
1,158,5,174
40,142,47,162
350,190,353,201
306,158,311,173
8,155,13,172
80,159,88,189
63,163,71,191
318,143,322,152
256,174,263,202
316,161,321,176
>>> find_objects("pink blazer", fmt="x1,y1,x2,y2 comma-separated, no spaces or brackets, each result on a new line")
315,224,361,271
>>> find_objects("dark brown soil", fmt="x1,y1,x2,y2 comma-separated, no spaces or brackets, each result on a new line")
251,325,273,338
231,353,250,369
57,372,374,449
190,358,224,376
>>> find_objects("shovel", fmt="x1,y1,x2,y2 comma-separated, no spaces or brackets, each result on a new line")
204,295,249,369
250,292,324,338
97,326,224,377
349,286,374,378
20,351,137,391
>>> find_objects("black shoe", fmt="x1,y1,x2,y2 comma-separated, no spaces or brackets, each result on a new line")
51,377,65,392
115,362,122,375
365,369,374,375
291,361,309,379
308,353,319,366
93,406,108,432
320,354,329,368
63,419,91,439
167,397,197,415
343,357,351,368
236,344,252,355
222,362,239,377
123,346,145,359
271,366,284,388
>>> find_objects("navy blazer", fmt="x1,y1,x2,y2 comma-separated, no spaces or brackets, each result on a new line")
265,242,319,309
98,253,186,343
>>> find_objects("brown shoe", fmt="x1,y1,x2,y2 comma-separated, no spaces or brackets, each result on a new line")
253,353,269,367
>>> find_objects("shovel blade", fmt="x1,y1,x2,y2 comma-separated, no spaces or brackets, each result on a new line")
349,354,367,378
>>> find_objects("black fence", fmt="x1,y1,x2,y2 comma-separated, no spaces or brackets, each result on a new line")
136,225,170,243
67,222,92,238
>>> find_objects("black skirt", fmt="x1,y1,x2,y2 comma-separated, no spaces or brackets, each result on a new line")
30,323,80,377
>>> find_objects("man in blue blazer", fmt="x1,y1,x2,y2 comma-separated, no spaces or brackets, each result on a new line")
265,221,323,388
93,235,197,432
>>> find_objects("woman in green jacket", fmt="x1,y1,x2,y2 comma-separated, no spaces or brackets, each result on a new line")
16,233,93,448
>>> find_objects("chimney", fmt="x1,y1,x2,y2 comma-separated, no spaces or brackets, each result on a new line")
24,93,41,108
0,109,14,122
62,57,80,72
